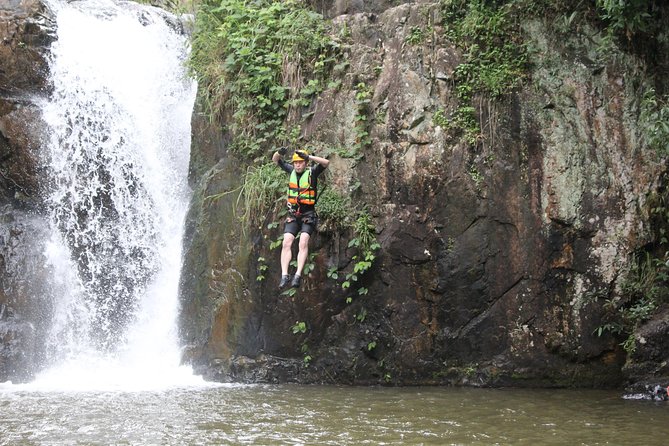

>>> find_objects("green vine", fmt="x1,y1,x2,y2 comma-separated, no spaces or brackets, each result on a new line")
352,82,373,159
337,210,381,304
256,256,268,282
291,321,312,366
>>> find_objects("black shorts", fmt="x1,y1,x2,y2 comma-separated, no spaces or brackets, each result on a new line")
284,212,318,236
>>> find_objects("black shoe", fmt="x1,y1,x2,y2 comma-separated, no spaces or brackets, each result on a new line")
290,275,301,288
279,275,291,289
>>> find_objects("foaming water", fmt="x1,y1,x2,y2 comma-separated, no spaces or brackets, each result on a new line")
5,360,204,393
22,0,205,391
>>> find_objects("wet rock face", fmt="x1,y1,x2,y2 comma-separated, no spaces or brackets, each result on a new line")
0,0,54,203
0,303,36,383
183,2,666,387
0,102,44,204
623,306,669,385
0,0,55,382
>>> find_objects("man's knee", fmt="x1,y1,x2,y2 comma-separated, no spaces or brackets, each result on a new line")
282,234,295,249
298,234,310,251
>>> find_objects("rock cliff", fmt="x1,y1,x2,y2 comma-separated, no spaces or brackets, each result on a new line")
180,0,669,387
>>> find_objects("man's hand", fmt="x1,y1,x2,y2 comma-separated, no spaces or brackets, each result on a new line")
295,150,309,160
277,147,288,156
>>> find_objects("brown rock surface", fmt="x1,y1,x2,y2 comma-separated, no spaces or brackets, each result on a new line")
181,2,669,387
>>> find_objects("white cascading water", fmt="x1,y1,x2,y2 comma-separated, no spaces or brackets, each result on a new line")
30,0,204,391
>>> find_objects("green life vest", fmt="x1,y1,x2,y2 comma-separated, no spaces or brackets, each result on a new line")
287,169,315,206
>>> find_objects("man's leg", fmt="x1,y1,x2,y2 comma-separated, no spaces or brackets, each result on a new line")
281,233,296,276
291,232,311,288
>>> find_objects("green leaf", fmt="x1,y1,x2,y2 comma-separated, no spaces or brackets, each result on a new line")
292,321,307,334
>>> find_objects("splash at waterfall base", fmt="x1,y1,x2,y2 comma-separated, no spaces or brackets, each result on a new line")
179,1,669,390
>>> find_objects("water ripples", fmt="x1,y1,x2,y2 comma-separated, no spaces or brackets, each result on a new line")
2,386,667,445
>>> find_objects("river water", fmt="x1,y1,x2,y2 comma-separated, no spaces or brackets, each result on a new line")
0,384,668,445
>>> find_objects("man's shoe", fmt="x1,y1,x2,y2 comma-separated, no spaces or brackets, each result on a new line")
290,275,301,288
279,275,291,289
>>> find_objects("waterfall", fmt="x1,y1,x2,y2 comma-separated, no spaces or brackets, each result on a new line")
33,0,202,390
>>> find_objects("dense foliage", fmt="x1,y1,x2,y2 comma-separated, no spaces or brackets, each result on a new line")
440,0,529,143
596,0,654,34
189,0,338,157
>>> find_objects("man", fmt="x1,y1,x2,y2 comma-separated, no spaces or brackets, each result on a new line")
272,147,329,289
